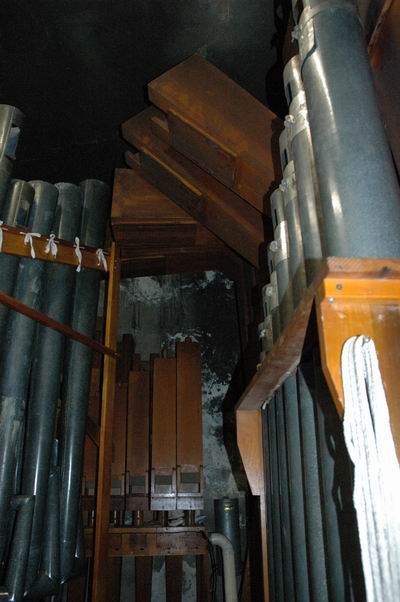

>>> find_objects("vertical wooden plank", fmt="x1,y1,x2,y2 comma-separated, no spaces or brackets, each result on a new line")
92,242,120,602
126,369,150,510
165,555,183,602
151,358,177,510
176,342,203,510
135,556,153,602
111,382,128,510
236,409,269,601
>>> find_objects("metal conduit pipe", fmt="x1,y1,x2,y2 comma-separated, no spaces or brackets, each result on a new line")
283,375,310,600
209,533,238,602
214,499,241,576
0,180,34,339
281,161,307,308
270,188,293,330
275,388,295,601
1,496,35,602
22,183,83,595
59,180,110,582
0,105,24,212
284,58,324,283
0,182,58,566
296,0,400,257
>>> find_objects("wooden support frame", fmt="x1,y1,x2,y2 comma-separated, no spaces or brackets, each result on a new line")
92,242,121,602
236,257,400,601
0,223,110,271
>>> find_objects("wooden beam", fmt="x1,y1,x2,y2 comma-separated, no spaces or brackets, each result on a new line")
0,223,110,271
147,54,280,212
0,290,117,358
92,242,120,602
122,108,265,267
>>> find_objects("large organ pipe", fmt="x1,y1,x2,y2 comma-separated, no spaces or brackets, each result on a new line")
270,188,293,329
0,182,58,565
22,183,83,594
0,105,24,211
59,180,110,582
0,180,34,339
295,0,400,256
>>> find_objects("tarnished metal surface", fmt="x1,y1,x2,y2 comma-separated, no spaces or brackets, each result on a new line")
0,181,58,566
59,180,109,582
22,183,83,594
299,0,400,256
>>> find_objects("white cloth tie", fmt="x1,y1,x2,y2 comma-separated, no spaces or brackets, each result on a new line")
21,231,41,259
74,237,83,272
342,335,400,602
45,233,58,258
96,248,108,272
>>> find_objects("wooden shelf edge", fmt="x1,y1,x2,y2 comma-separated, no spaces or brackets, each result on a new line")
1,224,110,271
236,257,400,412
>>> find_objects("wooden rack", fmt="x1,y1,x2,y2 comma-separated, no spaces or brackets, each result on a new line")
236,256,400,600
0,233,120,602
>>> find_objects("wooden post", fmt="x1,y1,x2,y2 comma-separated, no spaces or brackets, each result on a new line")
92,242,121,601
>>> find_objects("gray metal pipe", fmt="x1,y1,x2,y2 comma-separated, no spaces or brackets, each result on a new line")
209,533,238,602
214,499,241,575
0,105,24,214
297,366,329,601
266,248,280,341
281,162,307,307
283,374,310,601
284,56,324,282
59,180,110,582
298,0,400,256
27,462,61,599
261,407,275,601
275,388,295,601
0,180,34,339
3,496,35,602
267,396,285,601
22,183,83,594
0,182,58,565
270,188,293,330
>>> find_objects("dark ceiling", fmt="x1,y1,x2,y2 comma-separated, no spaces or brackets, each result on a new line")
0,0,289,188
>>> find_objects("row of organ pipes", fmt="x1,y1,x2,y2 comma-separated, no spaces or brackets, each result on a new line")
257,1,400,601
0,104,110,600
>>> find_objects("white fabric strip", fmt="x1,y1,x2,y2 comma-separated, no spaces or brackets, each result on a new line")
21,231,41,259
96,248,108,272
44,233,58,257
74,236,83,272
342,335,400,602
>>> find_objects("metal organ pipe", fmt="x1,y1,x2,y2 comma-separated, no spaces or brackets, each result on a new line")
284,58,324,283
0,105,24,213
0,181,34,339
0,182,58,566
22,183,83,595
59,179,110,582
295,0,400,256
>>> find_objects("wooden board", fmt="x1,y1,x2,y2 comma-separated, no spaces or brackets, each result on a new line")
126,370,150,510
122,107,265,267
92,243,121,602
151,358,177,510
176,342,203,510
0,223,109,271
148,54,280,212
